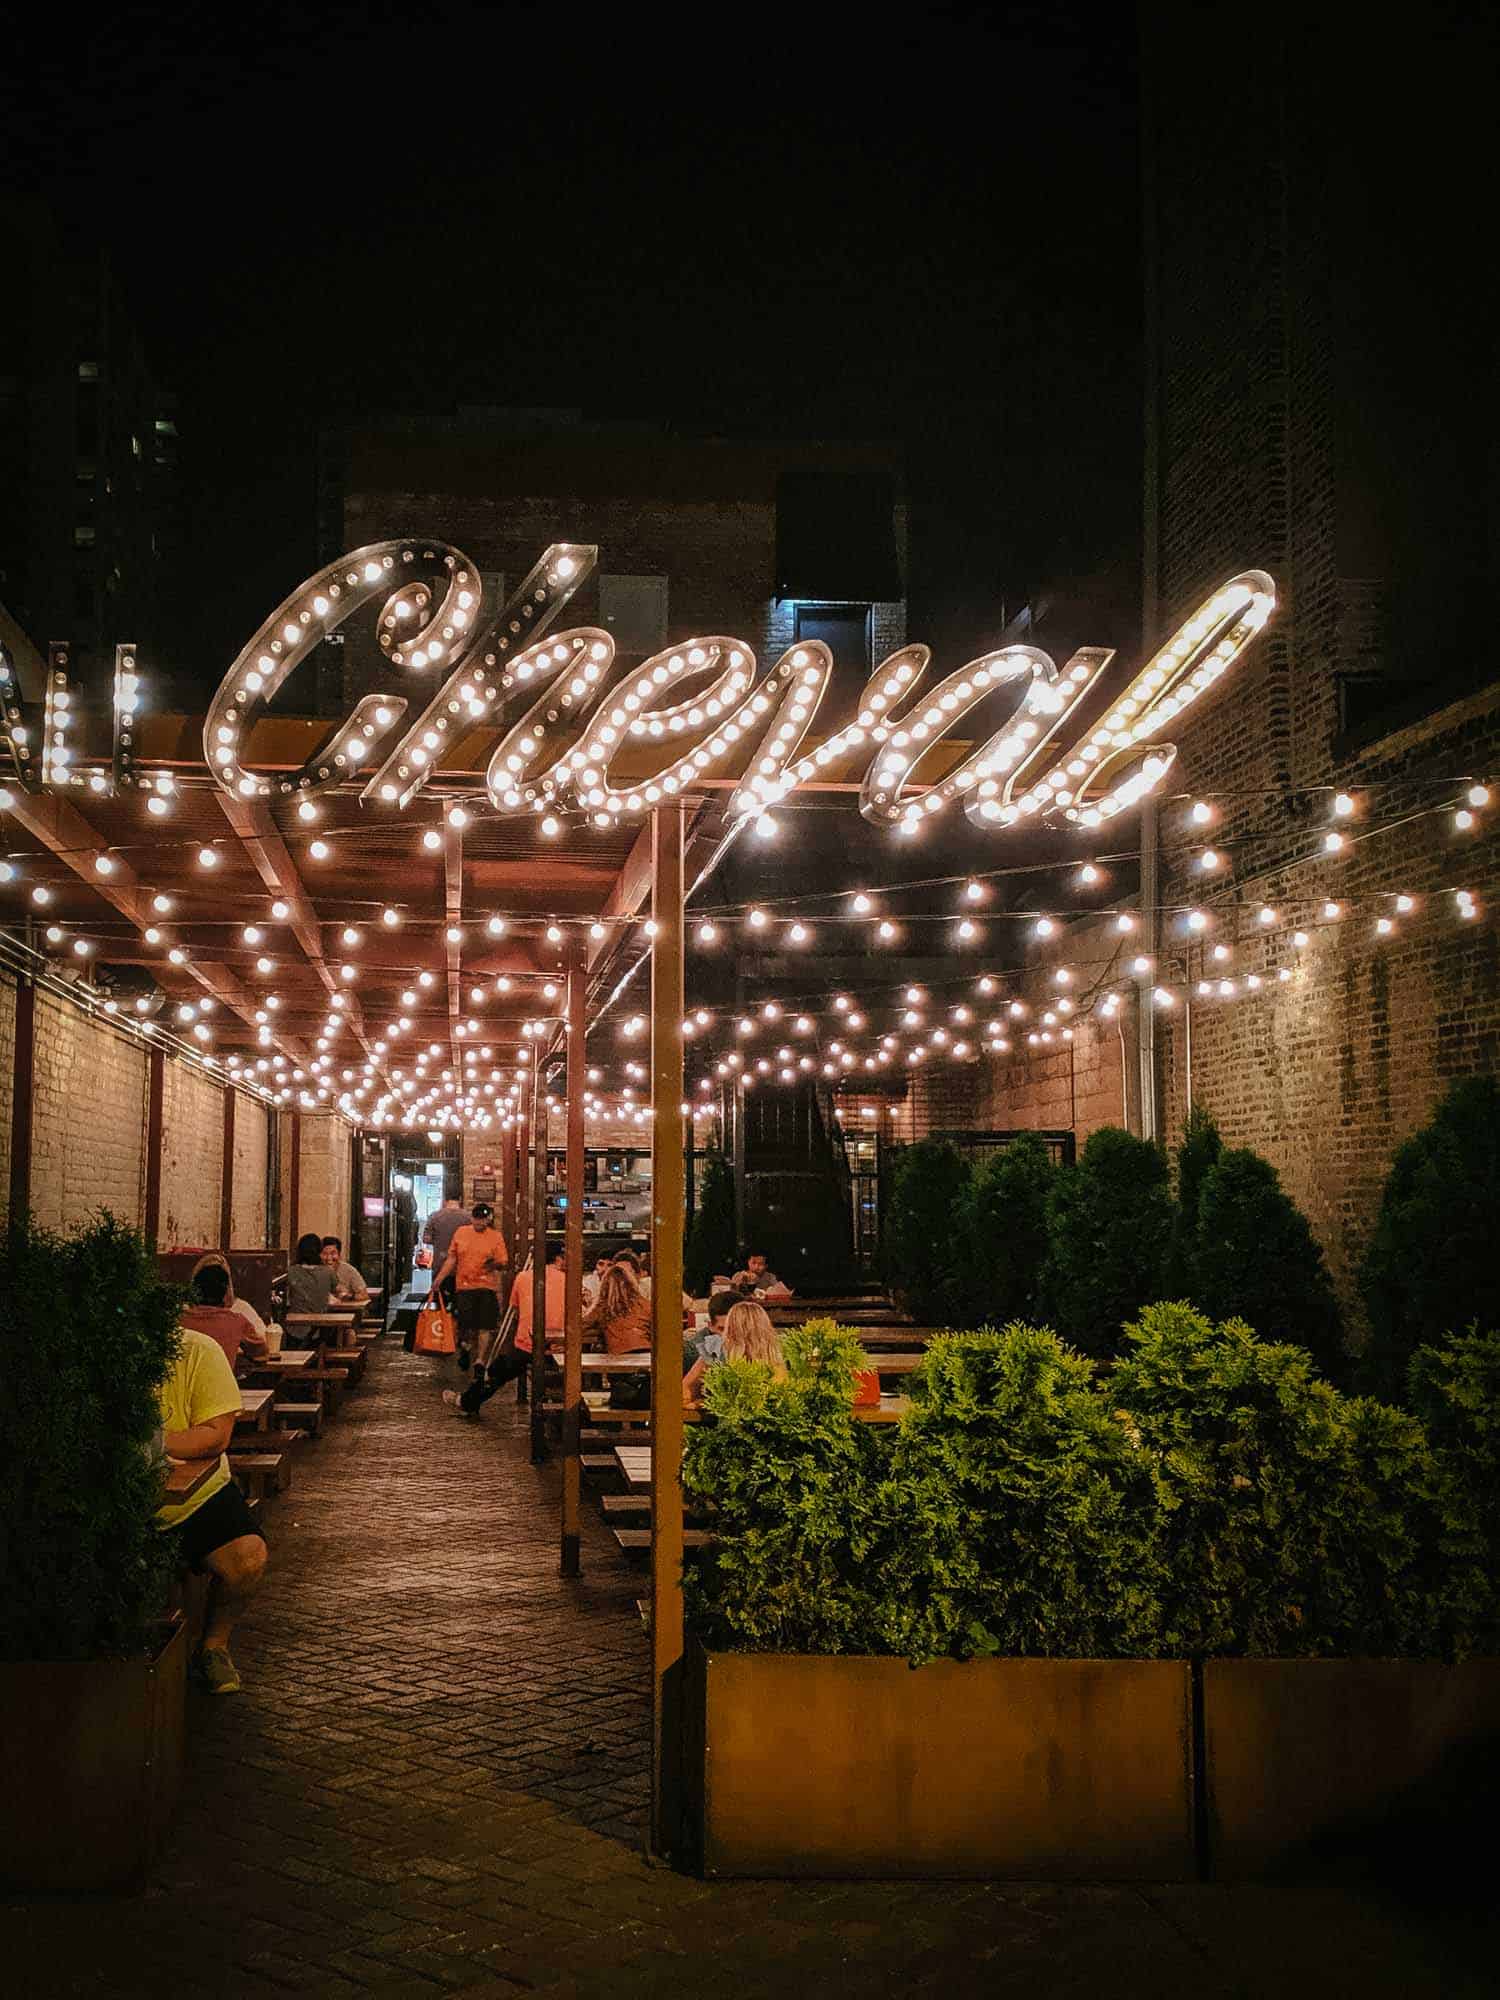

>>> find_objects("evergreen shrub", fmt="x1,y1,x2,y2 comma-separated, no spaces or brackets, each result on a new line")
957,1134,1053,1327
1039,1127,1171,1357
1408,1325,1500,1643
882,1139,971,1323
1194,1148,1345,1378
1360,1076,1500,1399
1164,1102,1221,1296
0,1212,181,1661
685,1150,737,1295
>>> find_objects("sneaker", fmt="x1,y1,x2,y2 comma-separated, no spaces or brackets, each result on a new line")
442,1390,479,1419
194,1645,242,1695
457,1345,471,1372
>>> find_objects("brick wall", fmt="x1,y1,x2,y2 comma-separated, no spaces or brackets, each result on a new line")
297,1113,352,1247
28,988,147,1231
159,1058,224,1248
231,1095,270,1247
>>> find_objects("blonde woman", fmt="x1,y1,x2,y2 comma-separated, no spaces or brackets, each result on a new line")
683,1299,784,1407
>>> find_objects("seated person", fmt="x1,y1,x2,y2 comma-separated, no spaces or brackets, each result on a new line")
320,1235,370,1303
156,1327,268,1695
284,1232,338,1323
190,1251,270,1348
182,1261,267,1369
697,1289,740,1364
582,1254,612,1308
744,1251,792,1299
684,1300,785,1407
585,1264,652,1354
612,1248,651,1300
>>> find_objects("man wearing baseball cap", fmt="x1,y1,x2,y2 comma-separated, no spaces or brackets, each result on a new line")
430,1199,509,1373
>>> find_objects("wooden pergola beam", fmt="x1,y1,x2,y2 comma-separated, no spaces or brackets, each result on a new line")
5,788,308,1063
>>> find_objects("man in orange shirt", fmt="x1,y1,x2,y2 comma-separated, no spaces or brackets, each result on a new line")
430,1200,509,1373
446,1241,564,1418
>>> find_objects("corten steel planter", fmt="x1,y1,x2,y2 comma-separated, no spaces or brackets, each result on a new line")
0,1614,189,1893
1202,1657,1500,1880
681,1645,1195,1879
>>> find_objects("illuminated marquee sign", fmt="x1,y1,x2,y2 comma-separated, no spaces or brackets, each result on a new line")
190,540,1270,837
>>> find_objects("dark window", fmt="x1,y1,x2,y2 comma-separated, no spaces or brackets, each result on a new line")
794,604,871,671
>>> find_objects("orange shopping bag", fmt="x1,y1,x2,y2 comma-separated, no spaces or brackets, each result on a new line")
413,1297,456,1355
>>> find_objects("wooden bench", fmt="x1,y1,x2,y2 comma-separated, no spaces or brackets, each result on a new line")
581,1453,618,1474
612,1527,713,1554
229,1451,291,1499
275,1400,323,1436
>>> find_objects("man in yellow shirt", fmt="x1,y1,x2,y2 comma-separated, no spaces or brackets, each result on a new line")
157,1328,269,1695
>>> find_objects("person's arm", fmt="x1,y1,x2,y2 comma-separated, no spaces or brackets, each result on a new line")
432,1249,457,1292
164,1410,236,1460
421,1217,436,1245
682,1357,707,1408
239,1323,269,1360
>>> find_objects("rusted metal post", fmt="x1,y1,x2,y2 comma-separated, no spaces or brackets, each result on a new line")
143,1043,165,1246
499,1122,517,1286
219,1086,236,1250
528,1059,548,1462
649,803,686,1861
561,932,587,1575
8,973,34,1222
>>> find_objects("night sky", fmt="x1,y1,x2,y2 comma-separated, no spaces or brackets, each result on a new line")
11,0,1142,685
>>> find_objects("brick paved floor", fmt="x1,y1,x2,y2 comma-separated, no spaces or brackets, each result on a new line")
4,1333,1497,1998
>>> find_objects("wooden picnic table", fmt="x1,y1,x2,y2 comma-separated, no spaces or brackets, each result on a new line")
235,1387,276,1432
564,1349,926,1374
250,1348,318,1374
161,1458,217,1502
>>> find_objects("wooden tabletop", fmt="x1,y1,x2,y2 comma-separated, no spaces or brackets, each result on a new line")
285,1312,356,1327
162,1458,217,1501
256,1348,317,1371
236,1388,276,1426
568,1349,925,1373
611,1396,910,1480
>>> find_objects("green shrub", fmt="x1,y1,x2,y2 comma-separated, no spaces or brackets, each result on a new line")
1408,1326,1500,1641
882,1139,971,1323
683,1322,888,1655
1039,1127,1171,1357
1360,1076,1500,1399
0,1212,181,1661
685,1150,737,1295
1111,1302,1481,1659
956,1135,1053,1327
884,1326,1166,1663
1164,1103,1221,1295
1194,1148,1345,1378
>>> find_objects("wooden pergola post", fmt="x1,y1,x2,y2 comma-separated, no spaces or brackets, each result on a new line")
499,1123,517,1279
8,973,35,1222
649,803,686,1861
219,1086,236,1251
143,1042,165,1247
528,1059,548,1463
561,931,586,1575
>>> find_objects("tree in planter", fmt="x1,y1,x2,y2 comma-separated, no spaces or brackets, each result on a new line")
1038,1126,1171,1358
685,1150,737,1295
682,1319,889,1654
1408,1325,1500,1645
882,1139,971,1323
956,1134,1053,1327
1359,1075,1500,1400
1111,1302,1485,1660
0,1212,181,1661
1194,1147,1345,1379
882,1326,1166,1664
1163,1102,1222,1297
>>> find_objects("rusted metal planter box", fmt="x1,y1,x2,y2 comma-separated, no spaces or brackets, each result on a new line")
682,1646,1195,1878
1203,1657,1500,1879
0,1614,188,1893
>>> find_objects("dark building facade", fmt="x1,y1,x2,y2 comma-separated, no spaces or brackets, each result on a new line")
0,202,183,687
337,410,906,712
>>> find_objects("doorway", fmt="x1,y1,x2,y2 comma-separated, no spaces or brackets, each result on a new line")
388,1135,462,1299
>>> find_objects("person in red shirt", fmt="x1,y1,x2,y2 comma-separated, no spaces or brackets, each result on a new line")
446,1241,564,1418
182,1262,268,1370
430,1200,509,1372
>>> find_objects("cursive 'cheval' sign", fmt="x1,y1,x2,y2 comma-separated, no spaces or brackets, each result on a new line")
203,543,1274,838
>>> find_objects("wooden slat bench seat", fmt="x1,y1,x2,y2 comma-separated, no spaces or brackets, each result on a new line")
274,1400,323,1435
229,1451,291,1499
581,1453,618,1474
612,1527,713,1553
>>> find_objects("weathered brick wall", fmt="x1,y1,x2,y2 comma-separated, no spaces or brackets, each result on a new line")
28,990,147,1231
1157,685,1500,1300
297,1113,352,1246
159,1058,224,1248
231,1094,270,1247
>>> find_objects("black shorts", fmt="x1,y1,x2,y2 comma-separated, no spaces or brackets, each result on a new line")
455,1288,500,1337
173,1478,265,1571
